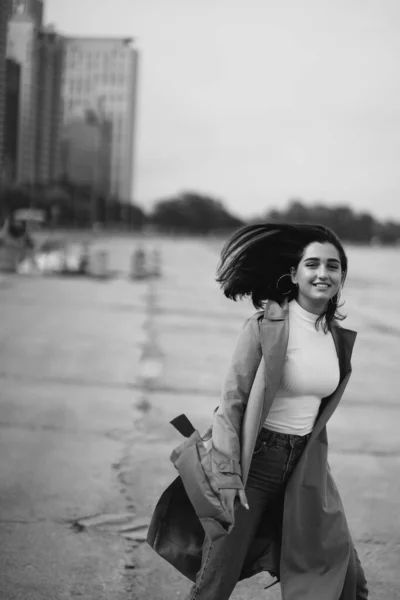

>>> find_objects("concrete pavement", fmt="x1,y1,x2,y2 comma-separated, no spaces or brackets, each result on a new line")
0,235,399,599
0,237,153,600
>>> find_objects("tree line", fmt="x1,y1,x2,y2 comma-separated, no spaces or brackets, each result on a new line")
1,183,399,245
0,184,242,233
265,199,400,245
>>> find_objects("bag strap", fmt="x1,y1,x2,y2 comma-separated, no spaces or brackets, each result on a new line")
170,414,196,438
264,578,280,590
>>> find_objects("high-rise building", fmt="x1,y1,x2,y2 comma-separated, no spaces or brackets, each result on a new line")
36,25,64,183
0,0,12,184
7,1,43,184
61,37,139,203
4,58,21,184
8,3,64,186
60,110,112,196
12,0,43,27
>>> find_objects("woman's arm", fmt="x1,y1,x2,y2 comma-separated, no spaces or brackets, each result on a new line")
212,314,262,490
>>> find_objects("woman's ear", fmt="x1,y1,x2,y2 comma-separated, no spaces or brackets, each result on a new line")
290,267,297,285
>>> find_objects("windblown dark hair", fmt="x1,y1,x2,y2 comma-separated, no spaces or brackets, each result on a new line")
216,222,348,332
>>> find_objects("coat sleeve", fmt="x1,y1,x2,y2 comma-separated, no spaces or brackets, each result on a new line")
212,314,262,490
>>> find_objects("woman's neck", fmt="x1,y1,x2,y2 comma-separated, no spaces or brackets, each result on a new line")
295,295,327,316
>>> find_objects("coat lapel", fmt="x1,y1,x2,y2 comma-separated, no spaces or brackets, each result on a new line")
259,300,290,428
241,300,289,484
330,324,357,382
308,323,357,442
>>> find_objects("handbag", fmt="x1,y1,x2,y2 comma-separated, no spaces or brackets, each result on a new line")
168,414,236,542
146,413,235,583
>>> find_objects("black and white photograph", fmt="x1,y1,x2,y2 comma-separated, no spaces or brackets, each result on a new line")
0,1,399,598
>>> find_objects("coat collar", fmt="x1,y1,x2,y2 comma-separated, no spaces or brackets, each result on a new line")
263,298,289,321
331,323,357,379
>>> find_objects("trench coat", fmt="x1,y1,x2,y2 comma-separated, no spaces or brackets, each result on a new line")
147,300,359,600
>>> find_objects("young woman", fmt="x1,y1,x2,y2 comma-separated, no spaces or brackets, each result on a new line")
187,223,368,600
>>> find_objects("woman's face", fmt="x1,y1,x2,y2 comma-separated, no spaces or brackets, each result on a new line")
290,242,344,314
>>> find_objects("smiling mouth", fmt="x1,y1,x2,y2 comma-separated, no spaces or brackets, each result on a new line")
313,283,331,289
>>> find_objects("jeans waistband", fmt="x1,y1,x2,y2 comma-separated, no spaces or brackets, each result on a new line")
259,427,311,447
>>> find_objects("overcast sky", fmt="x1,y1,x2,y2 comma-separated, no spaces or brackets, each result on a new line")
45,0,400,221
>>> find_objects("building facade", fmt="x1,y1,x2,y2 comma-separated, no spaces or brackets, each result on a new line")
12,0,43,27
61,37,139,203
7,3,42,184
0,0,12,185
36,25,64,183
4,58,21,184
60,110,112,196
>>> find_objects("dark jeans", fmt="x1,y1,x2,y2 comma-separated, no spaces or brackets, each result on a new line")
187,428,368,600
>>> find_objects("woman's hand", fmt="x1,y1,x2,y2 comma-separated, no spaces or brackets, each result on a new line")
220,488,250,514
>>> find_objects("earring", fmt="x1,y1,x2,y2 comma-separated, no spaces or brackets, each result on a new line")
276,273,294,296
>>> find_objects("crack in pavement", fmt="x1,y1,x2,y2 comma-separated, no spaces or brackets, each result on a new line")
0,516,149,550
0,518,51,525
93,276,167,582
357,537,399,547
2,517,395,553
0,518,82,527
71,513,149,545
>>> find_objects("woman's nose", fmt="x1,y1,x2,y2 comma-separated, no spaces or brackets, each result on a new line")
317,266,328,279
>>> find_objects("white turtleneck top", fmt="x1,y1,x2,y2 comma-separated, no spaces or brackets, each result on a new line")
263,299,340,436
